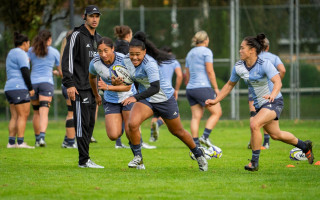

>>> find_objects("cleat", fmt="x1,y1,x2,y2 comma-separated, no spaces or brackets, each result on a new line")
247,142,252,149
141,142,156,149
304,140,314,164
7,143,17,148
39,138,46,147
196,148,208,171
17,142,35,149
78,159,104,168
115,144,129,149
151,121,159,141
244,160,259,171
261,143,270,150
128,155,145,170
149,136,156,142
90,136,98,143
199,135,214,147
61,141,77,149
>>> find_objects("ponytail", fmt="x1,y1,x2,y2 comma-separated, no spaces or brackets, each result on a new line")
32,30,52,57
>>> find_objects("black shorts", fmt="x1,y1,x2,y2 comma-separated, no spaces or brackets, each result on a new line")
31,82,54,100
5,89,30,104
186,87,216,107
256,97,284,120
103,101,133,115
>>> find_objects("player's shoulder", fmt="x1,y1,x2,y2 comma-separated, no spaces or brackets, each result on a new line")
235,60,244,67
92,55,101,64
115,52,125,61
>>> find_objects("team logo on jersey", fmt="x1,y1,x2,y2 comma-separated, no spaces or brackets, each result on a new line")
86,44,90,48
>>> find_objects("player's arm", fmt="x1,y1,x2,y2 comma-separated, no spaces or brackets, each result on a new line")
206,62,219,94
184,67,190,85
276,63,286,79
263,75,282,102
99,77,131,92
205,80,237,106
174,67,183,99
89,73,102,106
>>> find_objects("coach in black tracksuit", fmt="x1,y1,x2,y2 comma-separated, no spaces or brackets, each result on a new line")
62,5,103,168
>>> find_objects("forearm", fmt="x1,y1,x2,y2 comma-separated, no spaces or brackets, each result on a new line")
270,81,282,98
174,76,183,91
133,81,160,101
215,81,235,102
89,75,99,97
20,67,33,91
108,84,131,92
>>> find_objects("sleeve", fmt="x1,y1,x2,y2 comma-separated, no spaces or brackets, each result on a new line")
145,61,160,83
17,51,30,70
133,80,160,101
274,56,283,69
229,66,240,83
174,60,181,69
263,60,279,80
204,48,213,63
185,56,189,68
62,32,78,88
89,60,97,75
20,67,33,91
53,48,60,66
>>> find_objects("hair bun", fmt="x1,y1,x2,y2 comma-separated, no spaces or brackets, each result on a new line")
133,31,147,42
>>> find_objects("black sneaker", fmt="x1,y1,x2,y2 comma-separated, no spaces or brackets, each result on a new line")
304,140,314,164
244,160,259,171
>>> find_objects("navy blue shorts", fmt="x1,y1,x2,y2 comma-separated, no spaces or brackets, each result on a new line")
256,97,284,120
5,89,30,104
186,87,216,107
61,84,69,100
139,96,179,120
103,101,133,115
31,82,54,100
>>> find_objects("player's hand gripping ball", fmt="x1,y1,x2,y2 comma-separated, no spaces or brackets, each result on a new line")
111,65,133,85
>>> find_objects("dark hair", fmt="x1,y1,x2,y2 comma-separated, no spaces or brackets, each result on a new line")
159,46,172,53
129,31,173,64
32,30,52,57
114,25,131,40
97,37,114,49
243,33,266,55
14,32,29,47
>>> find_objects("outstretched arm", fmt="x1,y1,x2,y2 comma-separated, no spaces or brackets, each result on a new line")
205,80,237,106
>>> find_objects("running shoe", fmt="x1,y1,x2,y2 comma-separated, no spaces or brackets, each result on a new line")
247,142,252,149
115,143,130,149
196,148,208,171
90,136,98,143
260,143,270,150
7,143,17,148
149,135,156,142
244,160,259,171
304,140,314,164
61,141,77,149
17,142,35,149
78,159,104,168
128,155,145,169
141,142,156,149
39,138,46,147
199,135,214,147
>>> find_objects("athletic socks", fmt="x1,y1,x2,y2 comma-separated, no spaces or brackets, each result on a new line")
193,137,200,147
191,147,203,158
35,134,41,142
40,132,45,140
67,138,75,145
132,144,142,158
295,139,308,152
202,128,212,139
116,137,122,146
263,133,270,146
17,137,24,145
252,150,260,163
157,119,164,127
9,137,16,145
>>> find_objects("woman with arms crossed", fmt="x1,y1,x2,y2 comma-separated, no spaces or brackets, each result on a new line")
205,33,314,171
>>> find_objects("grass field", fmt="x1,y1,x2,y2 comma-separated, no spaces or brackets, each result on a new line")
0,119,319,199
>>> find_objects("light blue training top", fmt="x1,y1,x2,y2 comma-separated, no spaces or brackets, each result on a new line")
185,46,213,89
259,51,283,69
123,54,174,103
159,59,181,86
4,48,30,91
28,46,60,85
230,57,282,109
89,52,136,103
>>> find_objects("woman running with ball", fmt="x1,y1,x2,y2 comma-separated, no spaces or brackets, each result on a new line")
118,31,208,171
205,33,314,171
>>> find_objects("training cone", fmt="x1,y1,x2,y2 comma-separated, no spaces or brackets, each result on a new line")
286,164,295,168
314,161,320,166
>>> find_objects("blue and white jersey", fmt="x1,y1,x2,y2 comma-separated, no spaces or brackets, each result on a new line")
123,54,174,103
230,58,282,109
28,46,60,85
159,59,181,86
89,52,135,103
4,48,30,91
185,46,213,89
259,51,283,69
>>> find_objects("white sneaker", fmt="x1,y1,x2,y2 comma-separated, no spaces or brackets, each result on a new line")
199,135,214,147
141,142,156,149
17,142,35,149
61,141,77,149
196,153,208,171
39,138,46,147
128,155,145,169
151,121,159,141
90,136,98,143
78,159,104,168
115,144,129,149
7,143,17,148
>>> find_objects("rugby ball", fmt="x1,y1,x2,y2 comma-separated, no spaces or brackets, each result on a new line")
111,65,133,85
289,147,307,161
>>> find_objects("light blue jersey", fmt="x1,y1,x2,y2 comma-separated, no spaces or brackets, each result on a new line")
28,46,60,85
4,48,30,91
89,52,135,103
259,51,283,69
230,57,282,109
185,46,213,89
123,54,174,103
159,60,181,86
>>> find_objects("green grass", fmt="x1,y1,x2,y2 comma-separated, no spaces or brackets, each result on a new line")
0,120,319,199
